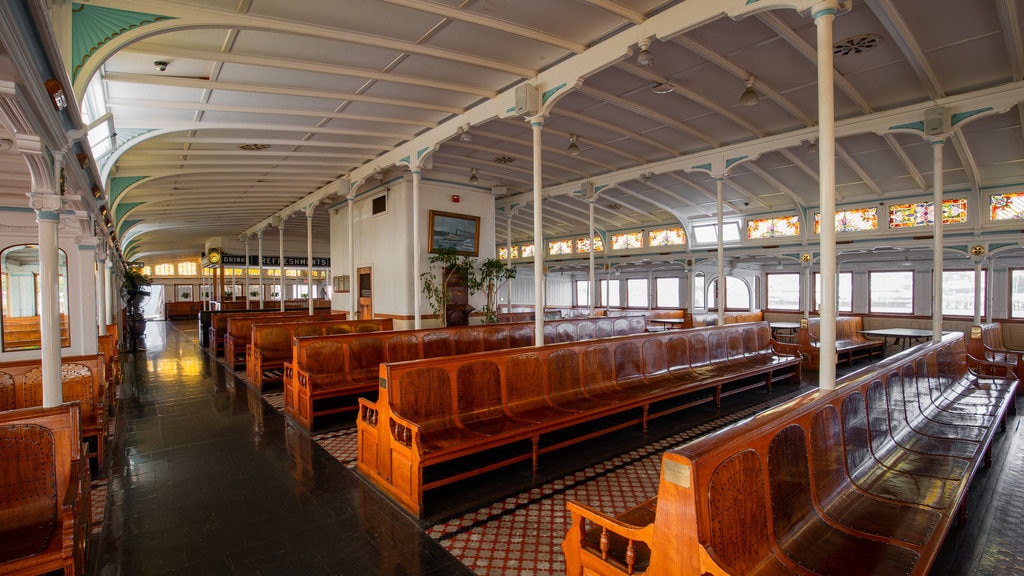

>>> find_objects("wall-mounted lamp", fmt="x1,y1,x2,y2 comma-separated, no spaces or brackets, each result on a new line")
458,125,472,143
469,168,479,184
154,60,168,72
44,79,67,111
77,152,90,170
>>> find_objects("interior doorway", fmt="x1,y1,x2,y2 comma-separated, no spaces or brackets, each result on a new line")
141,284,165,320
357,267,372,319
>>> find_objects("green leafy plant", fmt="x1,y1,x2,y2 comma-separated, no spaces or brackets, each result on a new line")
250,290,260,298
180,292,191,300
420,247,476,328
473,257,517,324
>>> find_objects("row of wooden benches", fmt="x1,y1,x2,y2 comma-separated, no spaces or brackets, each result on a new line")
562,332,1017,576
355,321,802,517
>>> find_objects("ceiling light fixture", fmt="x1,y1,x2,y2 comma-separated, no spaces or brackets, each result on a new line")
636,40,654,68
154,60,168,72
374,169,384,181
651,82,674,94
807,139,819,155
739,75,760,106
458,125,472,143
567,134,581,155
469,168,479,184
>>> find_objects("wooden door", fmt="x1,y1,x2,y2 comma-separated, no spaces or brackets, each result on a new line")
357,267,372,319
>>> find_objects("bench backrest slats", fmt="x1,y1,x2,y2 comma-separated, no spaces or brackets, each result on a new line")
505,354,546,416
393,367,453,431
581,345,617,397
0,372,15,411
455,361,505,427
707,450,773,575
422,332,454,358
768,424,812,544
345,338,383,382
613,341,645,390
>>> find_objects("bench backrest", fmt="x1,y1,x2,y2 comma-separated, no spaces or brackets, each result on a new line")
251,318,391,361
645,333,969,573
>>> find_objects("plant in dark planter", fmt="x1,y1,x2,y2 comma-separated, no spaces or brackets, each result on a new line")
120,265,151,351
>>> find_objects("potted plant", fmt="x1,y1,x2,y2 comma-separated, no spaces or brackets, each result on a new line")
473,257,517,324
224,290,233,299
420,246,475,328
120,265,151,350
250,290,260,299
180,291,191,300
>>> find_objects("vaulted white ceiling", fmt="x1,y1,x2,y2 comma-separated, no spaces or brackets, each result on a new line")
3,0,1023,264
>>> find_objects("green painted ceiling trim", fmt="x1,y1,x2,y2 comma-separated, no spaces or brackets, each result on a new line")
71,3,176,83
115,202,144,223
691,162,713,172
889,121,924,132
109,176,146,204
951,107,993,127
726,155,748,169
595,184,609,193
542,83,567,105
417,146,431,160
991,242,1017,251
118,218,142,238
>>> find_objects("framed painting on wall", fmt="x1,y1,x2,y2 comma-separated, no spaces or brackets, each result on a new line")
428,210,480,256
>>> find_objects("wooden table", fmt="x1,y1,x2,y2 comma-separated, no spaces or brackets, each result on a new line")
648,318,688,330
769,321,801,342
858,328,946,354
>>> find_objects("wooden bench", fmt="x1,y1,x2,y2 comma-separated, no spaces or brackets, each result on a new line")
0,355,108,468
967,322,1024,383
98,331,119,416
0,403,89,576
197,303,333,348
1,314,72,350
224,310,348,367
561,332,1016,576
245,318,391,390
796,315,884,369
285,316,648,431
207,309,339,356
356,321,801,517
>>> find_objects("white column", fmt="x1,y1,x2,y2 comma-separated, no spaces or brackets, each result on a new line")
257,229,265,309
244,238,251,310
30,193,63,408
588,200,596,316
506,214,514,315
104,259,113,327
96,250,107,335
814,1,839,390
974,259,983,325
412,169,422,329
530,116,545,346
279,218,286,311
306,205,315,315
716,178,725,326
932,139,945,341
347,197,356,318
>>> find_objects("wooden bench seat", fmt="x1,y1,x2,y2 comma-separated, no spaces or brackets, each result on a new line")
245,318,391,390
0,403,89,576
797,315,884,369
217,309,341,359
356,321,801,517
284,316,648,431
967,322,1024,383
561,333,1016,576
0,355,108,468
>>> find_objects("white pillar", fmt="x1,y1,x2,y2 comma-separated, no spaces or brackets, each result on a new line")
257,229,265,309
506,214,514,315
347,197,356,318
588,200,596,316
974,259,983,325
279,218,286,311
306,205,315,315
30,193,63,408
716,177,726,326
96,250,107,335
412,169,422,329
104,259,113,327
932,139,945,341
814,0,839,390
75,237,99,354
530,116,545,346
244,238,251,310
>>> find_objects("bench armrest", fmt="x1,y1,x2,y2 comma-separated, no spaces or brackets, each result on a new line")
388,412,423,450
771,340,801,357
965,351,1016,380
564,500,655,575
358,397,379,427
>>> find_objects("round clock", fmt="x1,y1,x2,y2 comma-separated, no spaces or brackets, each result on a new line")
207,248,222,265
970,245,985,256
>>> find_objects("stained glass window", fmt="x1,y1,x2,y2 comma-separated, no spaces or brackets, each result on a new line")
611,231,643,250
649,227,685,246
548,239,573,255
889,199,967,228
177,261,197,276
575,236,605,253
154,263,174,276
520,244,535,258
498,247,508,260
991,192,1024,221
813,207,879,233
747,216,800,239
